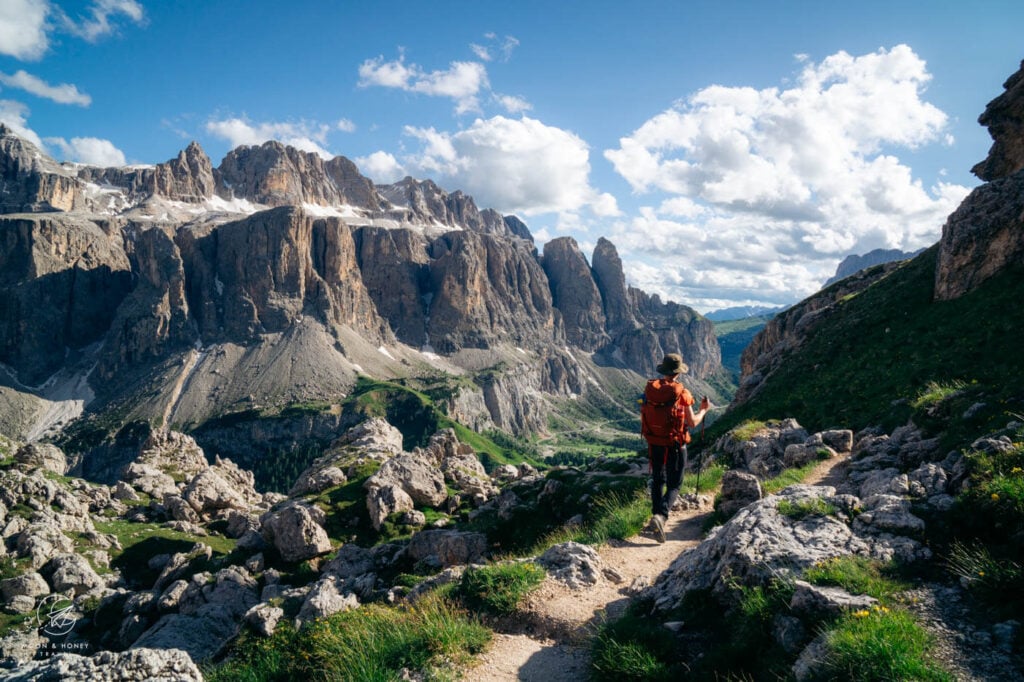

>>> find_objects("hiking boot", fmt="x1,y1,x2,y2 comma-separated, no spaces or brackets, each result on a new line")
652,514,666,543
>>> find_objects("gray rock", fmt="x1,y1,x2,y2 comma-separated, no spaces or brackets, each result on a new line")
716,469,762,518
648,487,872,614
819,429,854,453
793,634,830,681
42,553,103,595
0,628,45,667
366,484,414,531
366,454,447,507
1,571,50,601
407,529,487,569
260,501,332,563
288,466,347,497
993,620,1020,653
322,544,375,581
399,510,427,526
442,450,496,500
244,602,284,637
296,576,359,626
492,464,520,482
773,613,809,654
0,647,203,681
13,443,67,475
853,495,925,536
790,580,877,618
536,542,619,589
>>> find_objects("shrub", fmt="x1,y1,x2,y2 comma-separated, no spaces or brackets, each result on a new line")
459,562,546,615
776,498,837,520
911,380,967,410
945,541,1024,613
821,607,953,681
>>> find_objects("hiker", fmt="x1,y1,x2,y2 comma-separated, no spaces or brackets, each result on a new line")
641,353,710,542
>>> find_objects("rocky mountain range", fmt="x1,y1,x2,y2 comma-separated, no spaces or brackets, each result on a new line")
0,127,723,477
823,247,924,287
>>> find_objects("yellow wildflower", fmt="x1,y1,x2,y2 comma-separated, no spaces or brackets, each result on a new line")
991,493,1000,501
853,610,870,618
1012,467,1022,475
979,571,986,577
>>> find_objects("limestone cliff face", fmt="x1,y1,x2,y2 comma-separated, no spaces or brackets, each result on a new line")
0,214,132,384
79,142,216,204
97,226,197,380
541,237,608,351
353,226,431,347
591,237,637,334
0,127,85,212
936,60,1024,301
215,141,381,209
177,207,389,343
426,230,560,353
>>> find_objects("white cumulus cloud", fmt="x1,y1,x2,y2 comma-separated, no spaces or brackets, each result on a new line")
359,53,489,114
603,45,972,311
355,150,405,183
46,135,126,166
0,70,91,106
393,115,616,217
205,117,334,158
0,0,50,60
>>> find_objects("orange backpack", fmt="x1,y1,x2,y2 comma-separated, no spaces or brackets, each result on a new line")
640,378,694,446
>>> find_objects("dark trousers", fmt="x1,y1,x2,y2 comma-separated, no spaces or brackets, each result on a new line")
651,443,686,517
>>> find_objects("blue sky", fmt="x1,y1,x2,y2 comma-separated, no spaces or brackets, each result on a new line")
1,0,1021,313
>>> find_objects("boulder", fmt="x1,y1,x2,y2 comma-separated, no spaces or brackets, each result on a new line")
244,602,284,637
716,470,762,518
296,576,359,626
366,454,447,507
331,418,404,460
406,529,487,569
42,554,104,595
647,487,872,614
441,450,497,500
536,542,623,589
288,466,347,497
260,502,332,563
1,571,50,602
366,484,414,532
13,443,67,475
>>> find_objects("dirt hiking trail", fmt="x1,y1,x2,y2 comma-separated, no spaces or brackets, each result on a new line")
466,454,850,681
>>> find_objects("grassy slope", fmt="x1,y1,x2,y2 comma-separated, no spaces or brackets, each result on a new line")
712,246,1024,439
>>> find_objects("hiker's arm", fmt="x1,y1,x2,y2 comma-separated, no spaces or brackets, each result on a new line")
684,398,711,427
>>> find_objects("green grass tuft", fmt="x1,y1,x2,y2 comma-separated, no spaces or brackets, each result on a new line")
761,461,821,494
205,591,489,682
803,556,907,601
776,497,837,520
458,561,546,615
822,607,953,681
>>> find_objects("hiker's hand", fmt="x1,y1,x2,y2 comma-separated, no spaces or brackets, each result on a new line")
700,396,710,411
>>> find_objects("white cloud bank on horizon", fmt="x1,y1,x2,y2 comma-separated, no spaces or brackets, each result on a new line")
603,45,973,312
357,115,618,218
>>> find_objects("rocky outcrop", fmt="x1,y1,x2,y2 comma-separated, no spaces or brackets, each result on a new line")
536,541,623,589
936,60,1024,301
215,141,381,209
0,126,85,212
79,141,216,204
378,177,529,239
971,60,1024,182
259,501,332,562
541,237,608,351
353,225,431,347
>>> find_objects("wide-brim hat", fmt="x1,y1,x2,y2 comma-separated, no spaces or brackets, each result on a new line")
656,353,688,375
